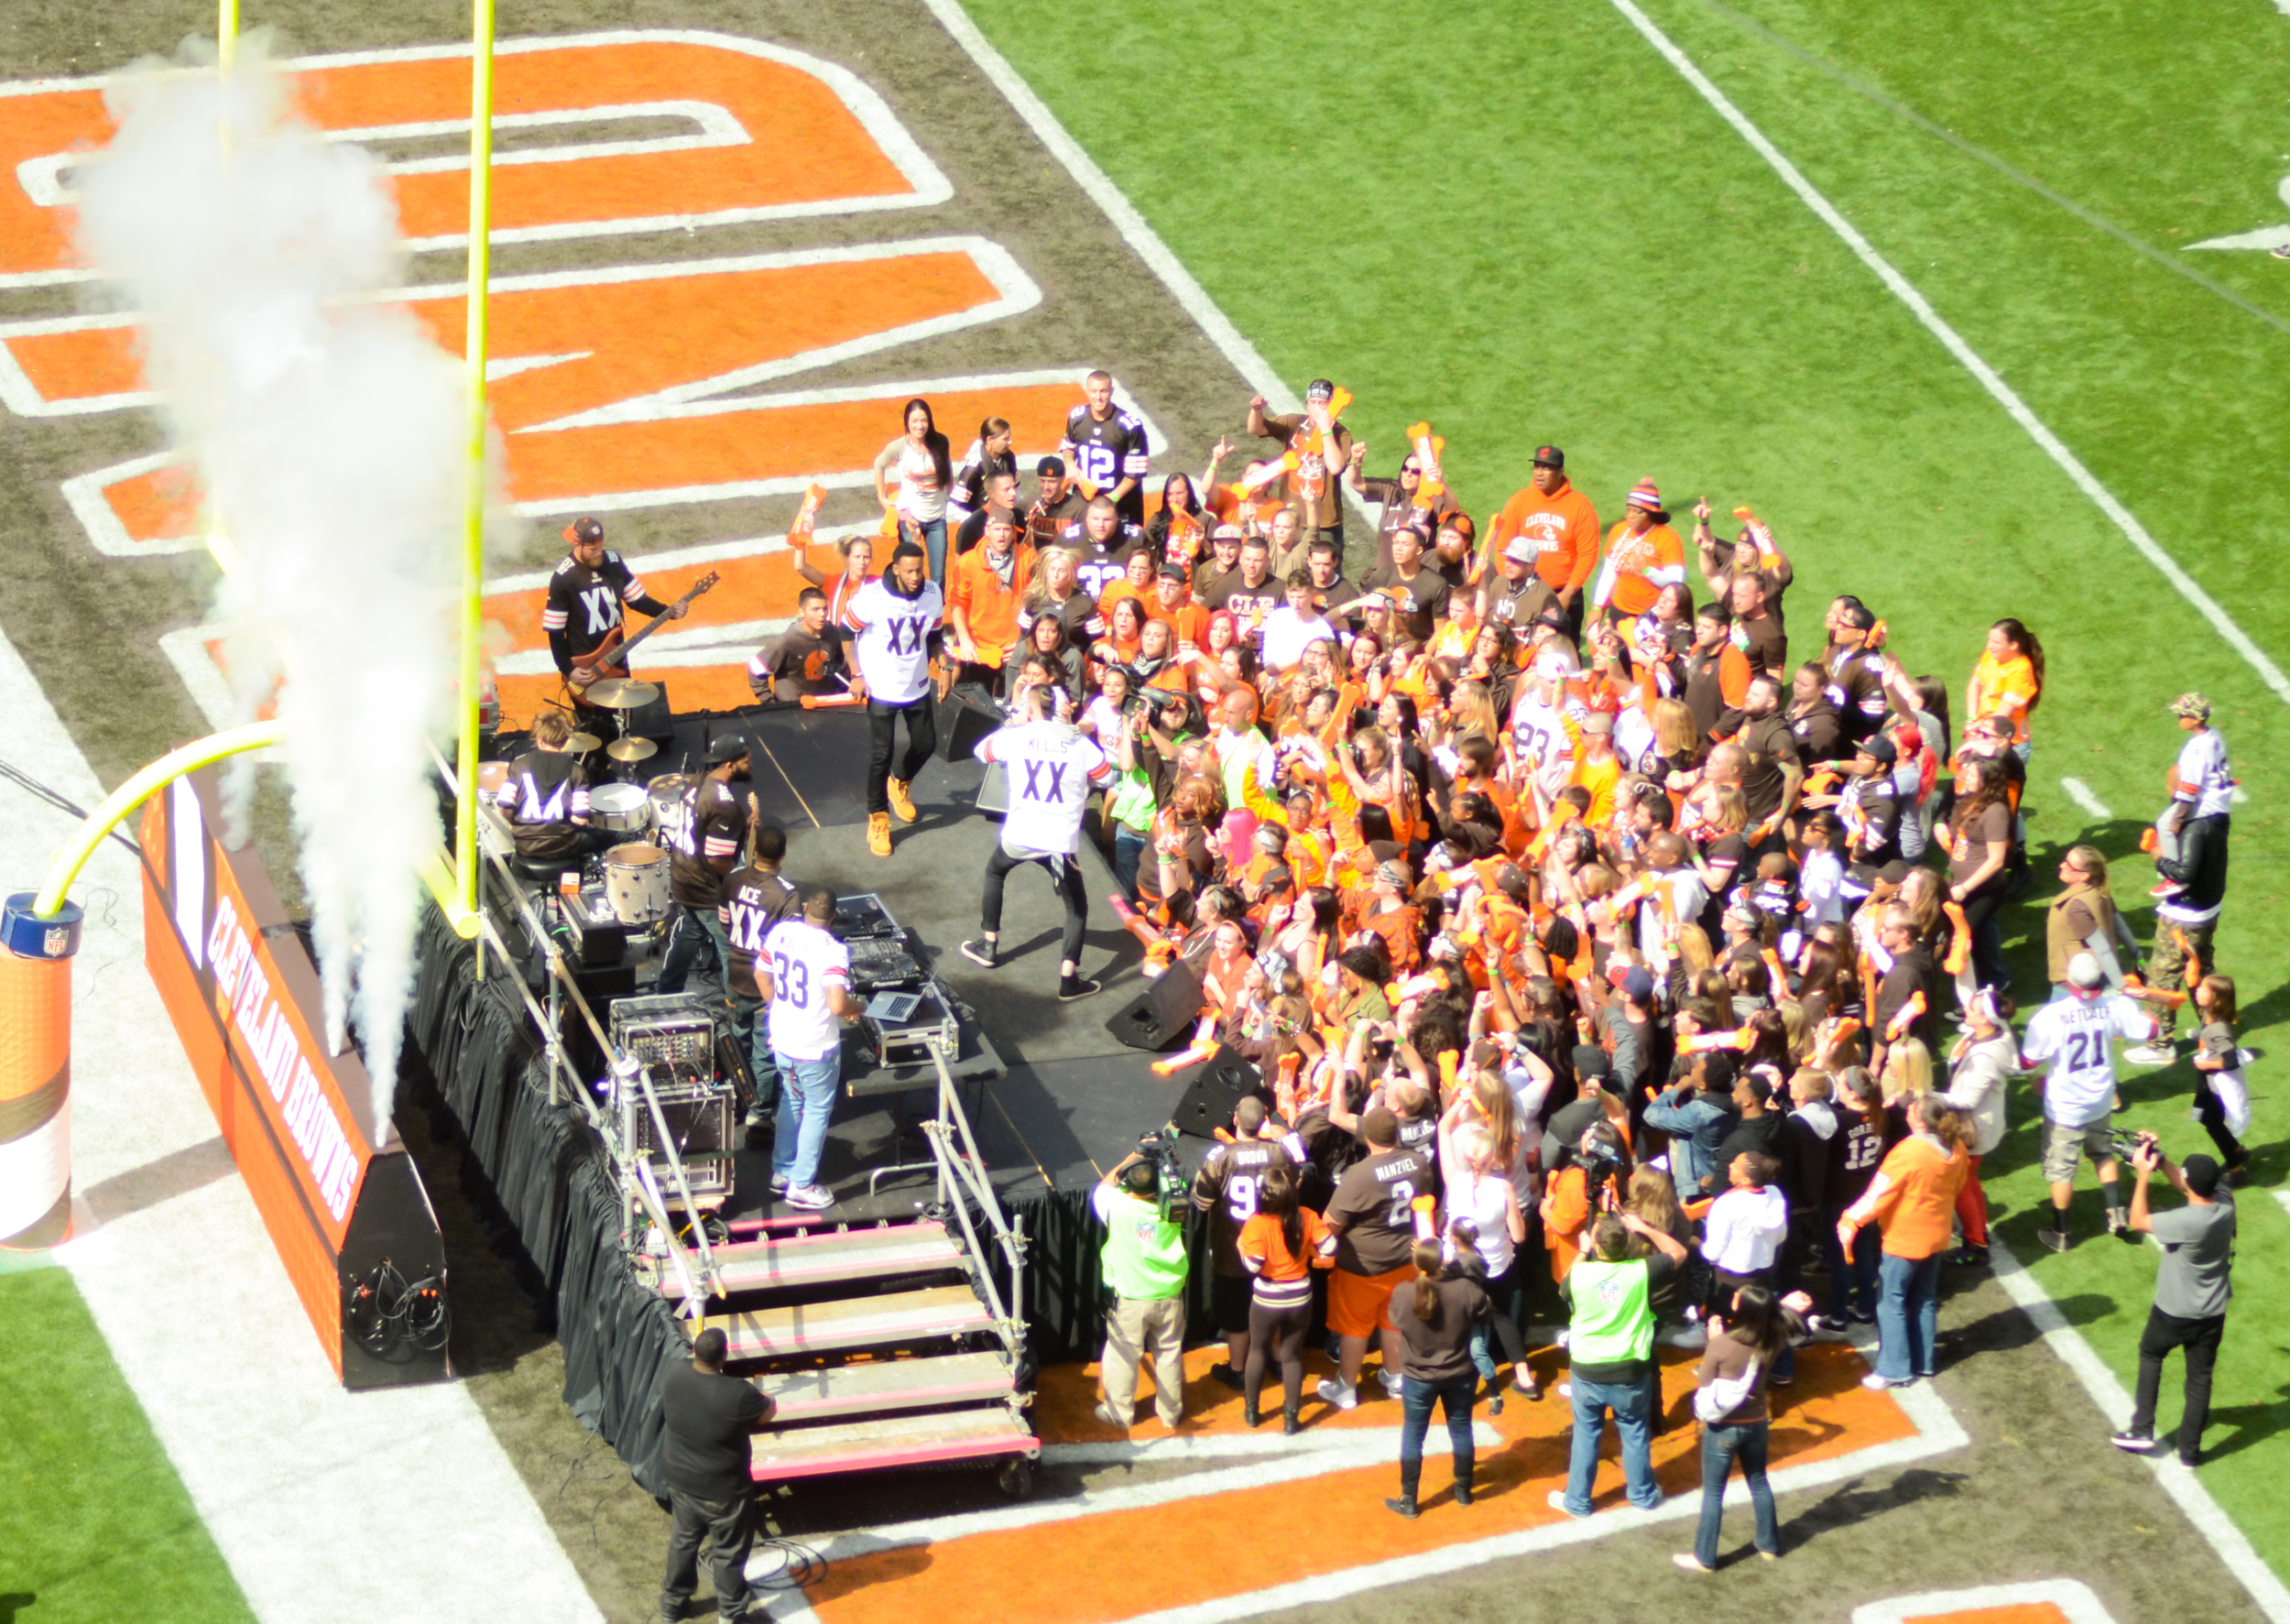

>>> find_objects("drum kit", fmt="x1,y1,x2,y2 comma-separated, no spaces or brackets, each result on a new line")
583,677,661,765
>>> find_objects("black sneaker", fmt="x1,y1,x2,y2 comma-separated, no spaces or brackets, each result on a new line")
959,939,998,969
1209,1362,1246,1391
2110,1429,2159,1454
2037,1226,2071,1254
1945,1245,1990,1268
1058,975,1102,1002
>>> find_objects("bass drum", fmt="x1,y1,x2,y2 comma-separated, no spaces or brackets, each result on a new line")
604,843,672,926
587,781,652,835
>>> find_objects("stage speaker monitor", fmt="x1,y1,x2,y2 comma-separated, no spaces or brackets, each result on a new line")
625,681,674,745
976,759,1009,816
1171,1043,1269,1139
935,689,1001,764
1105,960,1202,1052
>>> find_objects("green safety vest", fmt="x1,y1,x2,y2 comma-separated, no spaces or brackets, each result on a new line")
1100,1190,1188,1300
1566,1258,1655,1365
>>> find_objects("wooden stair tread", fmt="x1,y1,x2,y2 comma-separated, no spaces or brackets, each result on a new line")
750,1351,1014,1422
684,1223,963,1298
749,1406,1035,1479
701,1285,992,1358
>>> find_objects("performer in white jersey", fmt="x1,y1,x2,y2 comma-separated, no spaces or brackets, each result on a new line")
959,683,1115,1001
843,538,946,858
2023,952,2160,1252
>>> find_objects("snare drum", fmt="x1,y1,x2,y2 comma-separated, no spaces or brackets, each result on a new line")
646,772,693,829
604,843,672,925
587,781,652,835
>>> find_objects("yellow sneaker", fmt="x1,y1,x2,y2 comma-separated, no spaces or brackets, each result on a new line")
867,812,892,857
886,776,918,823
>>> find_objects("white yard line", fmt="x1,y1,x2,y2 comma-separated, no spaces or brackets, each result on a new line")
923,0,2290,1609
0,625,601,1624
2059,777,2114,820
1988,1241,2290,1619
1604,0,2290,708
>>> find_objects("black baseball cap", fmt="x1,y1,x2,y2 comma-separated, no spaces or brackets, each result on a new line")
705,736,749,767
1858,734,1898,767
1306,378,1336,401
2182,1153,2223,1197
565,517,605,546
1037,455,1065,476
1532,445,1565,469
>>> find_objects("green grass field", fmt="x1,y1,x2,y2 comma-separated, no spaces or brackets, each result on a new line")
963,0,2290,1575
0,1259,253,1623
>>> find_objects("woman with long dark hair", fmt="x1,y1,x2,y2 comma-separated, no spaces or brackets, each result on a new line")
1147,472,1208,565
1967,616,2043,760
1937,755,2014,992
874,397,954,580
1235,1160,1333,1433
1384,1238,1489,1517
1674,1281,1797,1571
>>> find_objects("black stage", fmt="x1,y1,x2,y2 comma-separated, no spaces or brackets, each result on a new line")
615,697,1184,1215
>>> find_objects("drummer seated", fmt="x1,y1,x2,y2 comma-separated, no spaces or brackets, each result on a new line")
497,711,617,870
748,589,855,703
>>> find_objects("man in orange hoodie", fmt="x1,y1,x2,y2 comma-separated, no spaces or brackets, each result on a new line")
1488,445,1599,633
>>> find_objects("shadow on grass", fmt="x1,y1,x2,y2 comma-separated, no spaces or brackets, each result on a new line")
1788,1466,1971,1538
2186,1369,2290,1464
0,1596,32,1624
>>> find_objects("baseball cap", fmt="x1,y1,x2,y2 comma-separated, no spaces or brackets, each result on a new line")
1211,523,1245,543
1439,512,1477,543
2066,952,2104,989
1620,966,1655,1004
1625,478,1663,512
704,736,748,767
1036,455,1065,476
2169,692,2211,721
2182,1153,2223,1197
1573,1044,1611,1080
1857,733,1897,766
1503,536,1536,564
1306,378,1336,402
1158,560,1189,581
1532,445,1565,469
565,517,605,546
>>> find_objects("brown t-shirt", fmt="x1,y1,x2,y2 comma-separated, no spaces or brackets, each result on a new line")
1732,712,1802,823
1325,1146,1432,1275
1948,801,2012,890
1734,615,1788,681
1695,1324,1773,1424
1388,1273,1489,1384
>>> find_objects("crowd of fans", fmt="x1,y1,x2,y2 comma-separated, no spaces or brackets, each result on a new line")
749,377,2251,1553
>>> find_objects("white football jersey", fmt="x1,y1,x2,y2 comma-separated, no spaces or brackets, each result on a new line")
1510,693,1576,796
761,919,851,1062
2022,991,2151,1127
2175,728,2235,820
845,577,945,705
976,720,1111,859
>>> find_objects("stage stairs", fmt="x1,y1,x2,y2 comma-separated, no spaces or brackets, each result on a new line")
653,1212,1037,1490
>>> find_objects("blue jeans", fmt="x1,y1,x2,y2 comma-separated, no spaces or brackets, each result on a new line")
1398,1372,1477,1503
1824,1204,1880,1318
918,516,947,582
1694,1420,1777,1565
1112,827,1149,902
657,903,732,997
770,1051,841,1191
729,993,780,1123
1563,1373,1662,1514
1875,1251,1941,1380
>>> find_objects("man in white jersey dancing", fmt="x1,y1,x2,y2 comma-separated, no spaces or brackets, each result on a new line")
2127,692,2236,1065
2023,952,2160,1251
843,539,946,858
959,683,1115,1002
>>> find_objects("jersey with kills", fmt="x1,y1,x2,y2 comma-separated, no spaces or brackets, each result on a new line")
976,720,1112,858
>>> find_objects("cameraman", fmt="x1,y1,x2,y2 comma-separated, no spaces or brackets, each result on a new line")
2111,1136,2236,1466
1552,1211,1688,1519
1093,1148,1189,1433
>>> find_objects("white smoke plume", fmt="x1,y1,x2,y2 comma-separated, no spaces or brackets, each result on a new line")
77,38,469,1123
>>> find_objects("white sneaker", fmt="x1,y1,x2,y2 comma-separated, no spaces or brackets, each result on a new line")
1861,1372,1914,1390
784,1183,834,1211
1379,1369,1405,1399
2122,1042,2177,1067
1315,1377,1358,1411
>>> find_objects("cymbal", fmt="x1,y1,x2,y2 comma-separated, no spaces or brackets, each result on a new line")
582,678,660,710
606,736,660,763
566,732,602,753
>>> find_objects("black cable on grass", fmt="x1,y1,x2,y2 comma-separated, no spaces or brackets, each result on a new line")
0,756,144,857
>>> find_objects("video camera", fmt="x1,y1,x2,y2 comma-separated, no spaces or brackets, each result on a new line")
2108,1128,2160,1163
1139,1126,1189,1221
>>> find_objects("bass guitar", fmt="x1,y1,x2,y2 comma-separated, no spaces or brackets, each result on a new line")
567,571,720,691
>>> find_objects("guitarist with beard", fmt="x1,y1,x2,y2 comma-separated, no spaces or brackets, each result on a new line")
543,518,688,718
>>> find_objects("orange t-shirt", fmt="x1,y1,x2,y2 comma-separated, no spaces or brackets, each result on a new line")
946,542,1037,665
1601,519,1685,616
1853,1137,1969,1260
1490,479,1601,593
1968,651,2038,744
1239,1208,1333,1281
